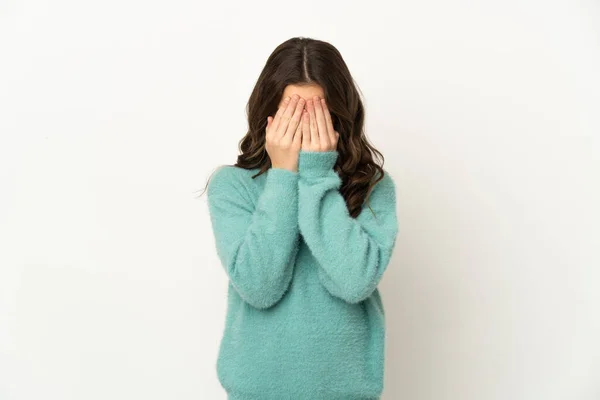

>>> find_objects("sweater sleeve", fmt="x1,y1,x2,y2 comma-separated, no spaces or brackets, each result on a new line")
297,150,399,304
207,166,300,309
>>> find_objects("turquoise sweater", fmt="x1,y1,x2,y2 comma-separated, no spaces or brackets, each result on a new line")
206,150,399,400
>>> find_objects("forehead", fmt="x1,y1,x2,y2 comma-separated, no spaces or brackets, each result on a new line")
281,84,325,101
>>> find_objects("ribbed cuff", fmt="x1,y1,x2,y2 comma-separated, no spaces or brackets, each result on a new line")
267,166,299,182
257,167,299,233
298,150,338,178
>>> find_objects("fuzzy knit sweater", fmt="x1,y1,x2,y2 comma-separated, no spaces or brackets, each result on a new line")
206,149,399,400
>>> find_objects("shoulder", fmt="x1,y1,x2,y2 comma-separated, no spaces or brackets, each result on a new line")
366,168,397,206
207,165,261,196
374,168,396,192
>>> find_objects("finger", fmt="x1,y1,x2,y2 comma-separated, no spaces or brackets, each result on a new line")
277,94,300,140
283,97,305,141
307,99,319,147
301,109,310,149
313,96,330,149
282,109,301,147
293,113,303,148
271,96,290,134
321,98,337,145
265,116,272,138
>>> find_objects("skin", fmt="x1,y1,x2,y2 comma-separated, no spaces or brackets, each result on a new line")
267,84,340,172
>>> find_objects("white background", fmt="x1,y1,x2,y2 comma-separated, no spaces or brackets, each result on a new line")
1,1,599,399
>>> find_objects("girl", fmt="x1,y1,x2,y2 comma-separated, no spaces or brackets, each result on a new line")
204,36,399,400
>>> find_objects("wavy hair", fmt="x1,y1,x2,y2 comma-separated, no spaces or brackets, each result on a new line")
198,36,387,218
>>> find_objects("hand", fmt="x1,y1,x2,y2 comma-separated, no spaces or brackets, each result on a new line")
266,94,305,172
301,96,340,152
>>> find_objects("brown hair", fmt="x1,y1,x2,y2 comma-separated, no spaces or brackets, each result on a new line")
198,36,387,218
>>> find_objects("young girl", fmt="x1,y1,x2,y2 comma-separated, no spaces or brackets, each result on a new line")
204,37,399,400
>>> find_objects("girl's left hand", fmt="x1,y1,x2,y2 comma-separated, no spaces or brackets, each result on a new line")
301,96,340,152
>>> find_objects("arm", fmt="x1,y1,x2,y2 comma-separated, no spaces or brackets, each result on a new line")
207,166,300,309
297,150,399,304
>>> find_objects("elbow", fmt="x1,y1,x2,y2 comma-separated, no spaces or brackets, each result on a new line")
318,261,381,304
337,277,379,304
323,251,392,304
225,247,296,310
344,245,395,303
239,285,290,310
229,267,293,310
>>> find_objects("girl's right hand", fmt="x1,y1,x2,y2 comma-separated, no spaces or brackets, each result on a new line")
265,94,305,173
